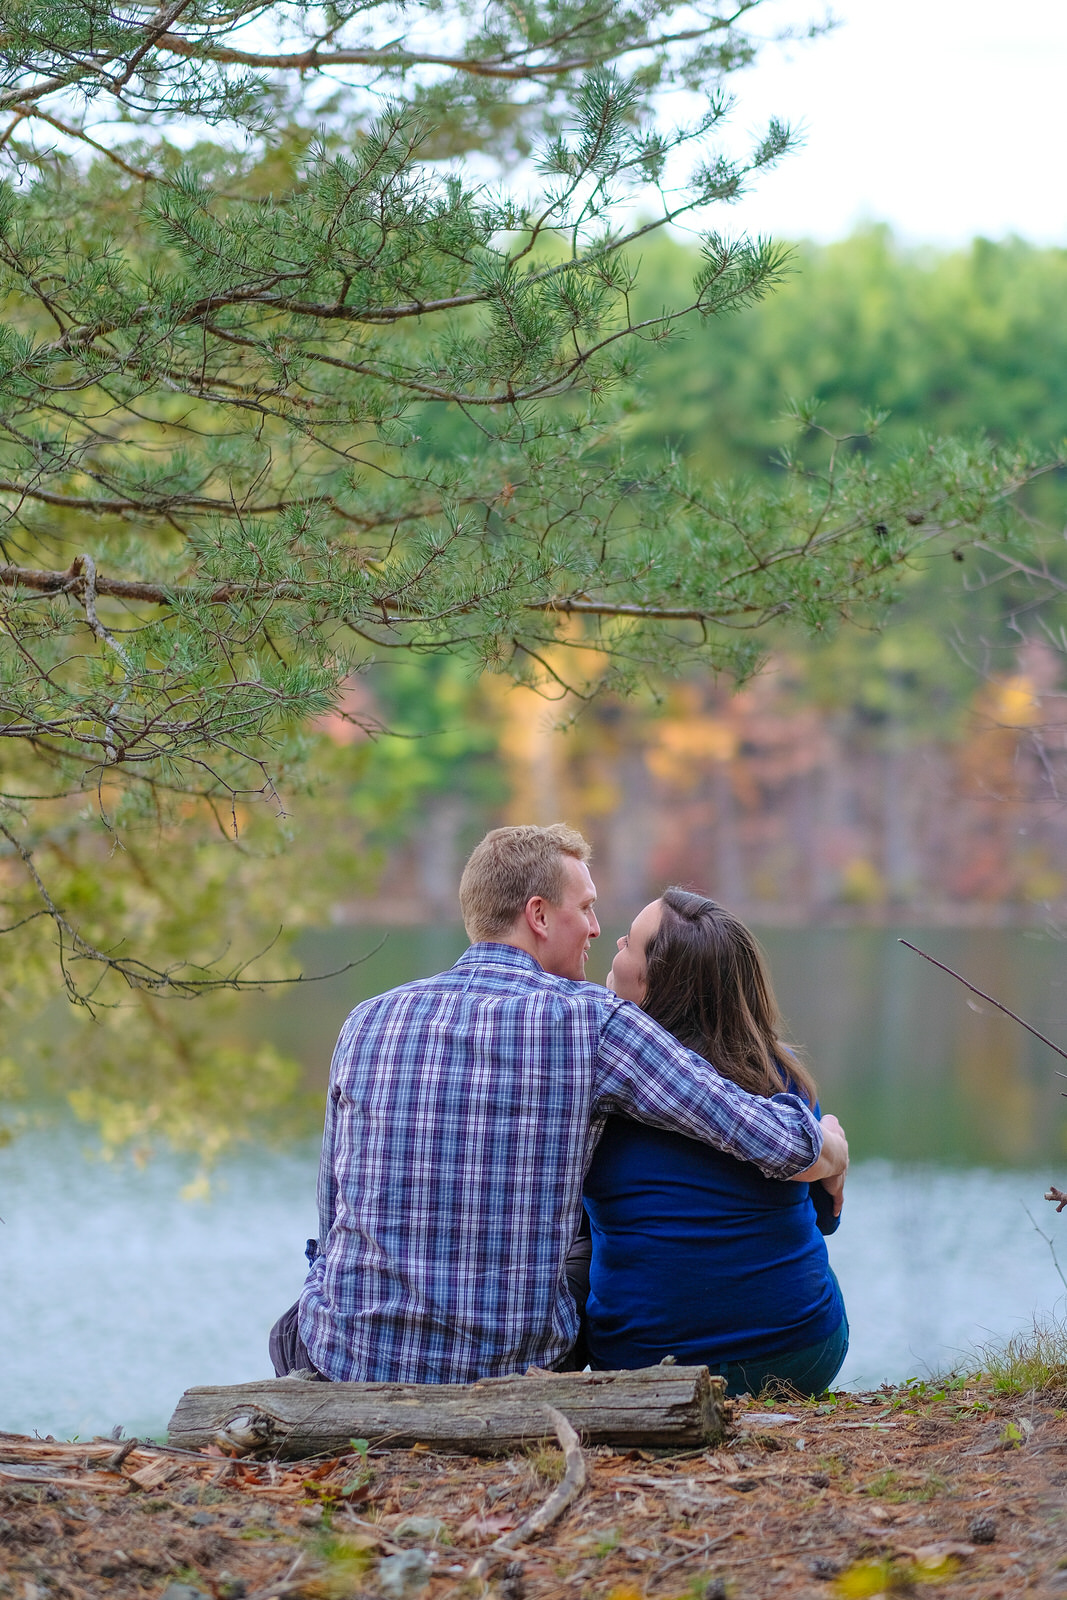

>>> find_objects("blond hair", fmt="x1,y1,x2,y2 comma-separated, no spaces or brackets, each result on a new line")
459,824,592,941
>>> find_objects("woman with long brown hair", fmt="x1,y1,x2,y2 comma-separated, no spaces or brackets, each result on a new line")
583,887,848,1395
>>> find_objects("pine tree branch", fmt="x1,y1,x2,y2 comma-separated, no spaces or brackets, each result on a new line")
149,17,739,83
0,107,156,179
0,478,389,525
0,816,366,1002
0,2,761,119
113,0,199,92
0,538,976,628
0,0,1052,1021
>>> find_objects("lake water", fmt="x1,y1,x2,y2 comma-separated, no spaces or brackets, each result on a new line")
3,926,1067,1440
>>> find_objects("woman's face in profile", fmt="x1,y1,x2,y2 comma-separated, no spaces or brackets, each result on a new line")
607,898,663,1003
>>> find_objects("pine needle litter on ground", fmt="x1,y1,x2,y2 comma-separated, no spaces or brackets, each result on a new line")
2,1374,1066,1600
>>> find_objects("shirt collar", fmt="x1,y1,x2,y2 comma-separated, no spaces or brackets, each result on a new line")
455,941,545,975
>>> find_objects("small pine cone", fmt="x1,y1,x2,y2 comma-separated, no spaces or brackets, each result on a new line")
808,1557,840,1580
499,1560,525,1600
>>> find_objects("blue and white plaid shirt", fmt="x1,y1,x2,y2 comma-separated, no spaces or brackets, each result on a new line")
299,942,822,1383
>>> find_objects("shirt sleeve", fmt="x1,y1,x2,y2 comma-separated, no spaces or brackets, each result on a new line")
804,1095,842,1233
593,999,823,1179
809,1178,842,1235
316,1013,356,1245
316,1083,341,1248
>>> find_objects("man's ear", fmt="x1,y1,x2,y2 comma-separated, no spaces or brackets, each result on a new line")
523,895,550,944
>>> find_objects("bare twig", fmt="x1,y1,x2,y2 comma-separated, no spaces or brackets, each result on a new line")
649,1531,737,1583
0,816,372,1001
70,553,133,764
105,1437,139,1472
242,1552,307,1600
468,1406,586,1581
1023,1205,1067,1289
899,940,1067,1075
70,553,132,667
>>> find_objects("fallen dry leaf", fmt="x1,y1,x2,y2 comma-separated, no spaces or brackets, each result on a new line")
912,1540,977,1565
456,1511,517,1540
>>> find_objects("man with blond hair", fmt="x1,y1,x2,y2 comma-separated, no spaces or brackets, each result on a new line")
278,823,846,1383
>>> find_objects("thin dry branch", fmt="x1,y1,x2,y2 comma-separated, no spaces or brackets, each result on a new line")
1024,1205,1067,1290
0,106,156,178
469,1406,587,1582
241,1553,308,1600
899,939,1067,1072
0,816,369,1002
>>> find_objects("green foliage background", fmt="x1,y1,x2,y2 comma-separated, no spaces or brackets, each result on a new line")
629,227,1067,477
624,226,1067,733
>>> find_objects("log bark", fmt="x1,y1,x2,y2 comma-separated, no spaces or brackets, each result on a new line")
167,1366,727,1459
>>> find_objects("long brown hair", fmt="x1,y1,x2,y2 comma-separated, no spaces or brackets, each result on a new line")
641,887,818,1105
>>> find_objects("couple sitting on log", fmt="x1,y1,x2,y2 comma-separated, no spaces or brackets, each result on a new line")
269,824,850,1396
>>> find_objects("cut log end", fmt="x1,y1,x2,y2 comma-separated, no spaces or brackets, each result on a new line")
167,1366,728,1459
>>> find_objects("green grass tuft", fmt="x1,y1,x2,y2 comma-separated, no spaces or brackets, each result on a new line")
976,1316,1067,1397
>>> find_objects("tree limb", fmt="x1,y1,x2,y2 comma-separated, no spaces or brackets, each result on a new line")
150,20,736,83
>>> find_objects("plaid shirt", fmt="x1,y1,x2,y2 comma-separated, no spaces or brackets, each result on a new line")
299,943,822,1383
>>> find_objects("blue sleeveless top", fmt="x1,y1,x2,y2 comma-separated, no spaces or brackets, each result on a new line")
583,1106,844,1369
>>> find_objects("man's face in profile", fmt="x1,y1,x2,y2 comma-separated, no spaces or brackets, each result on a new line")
538,855,600,980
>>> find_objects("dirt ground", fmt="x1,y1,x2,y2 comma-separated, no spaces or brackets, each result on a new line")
2,1376,1066,1600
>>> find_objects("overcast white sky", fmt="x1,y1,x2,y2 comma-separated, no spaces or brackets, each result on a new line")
711,0,1067,245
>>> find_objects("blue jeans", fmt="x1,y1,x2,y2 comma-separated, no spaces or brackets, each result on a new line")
707,1304,849,1398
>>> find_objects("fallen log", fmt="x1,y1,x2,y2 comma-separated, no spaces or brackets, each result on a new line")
167,1365,727,1459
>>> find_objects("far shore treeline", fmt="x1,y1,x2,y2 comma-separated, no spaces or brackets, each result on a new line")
352,228,1067,923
